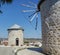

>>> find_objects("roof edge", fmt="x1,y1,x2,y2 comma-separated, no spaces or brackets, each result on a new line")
7,28,24,31
38,0,45,11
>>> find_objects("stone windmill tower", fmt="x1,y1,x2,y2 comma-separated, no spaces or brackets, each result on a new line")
8,24,24,46
39,0,60,55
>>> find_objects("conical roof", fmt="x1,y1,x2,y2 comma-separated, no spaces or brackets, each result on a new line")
10,24,21,29
8,24,24,31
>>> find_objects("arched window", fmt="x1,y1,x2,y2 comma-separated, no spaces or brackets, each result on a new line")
16,38,19,46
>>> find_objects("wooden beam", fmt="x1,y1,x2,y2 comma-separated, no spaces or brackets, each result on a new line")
37,0,45,11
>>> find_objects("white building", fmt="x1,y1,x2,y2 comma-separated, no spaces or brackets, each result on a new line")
8,24,24,46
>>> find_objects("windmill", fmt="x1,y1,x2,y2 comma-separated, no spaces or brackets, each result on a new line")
21,0,45,30
21,1,41,30
0,0,12,13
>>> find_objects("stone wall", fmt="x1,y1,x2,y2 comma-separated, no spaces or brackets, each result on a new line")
40,0,60,55
0,47,14,55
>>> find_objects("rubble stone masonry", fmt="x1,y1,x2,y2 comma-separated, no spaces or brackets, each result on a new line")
40,0,60,55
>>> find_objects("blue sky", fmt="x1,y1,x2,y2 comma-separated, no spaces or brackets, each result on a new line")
0,0,42,38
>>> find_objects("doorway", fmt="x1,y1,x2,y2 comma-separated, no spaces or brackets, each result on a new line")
16,38,19,46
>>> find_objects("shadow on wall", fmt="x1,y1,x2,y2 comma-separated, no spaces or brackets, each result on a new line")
27,48,43,53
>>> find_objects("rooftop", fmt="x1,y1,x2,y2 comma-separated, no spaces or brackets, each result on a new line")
8,24,24,31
